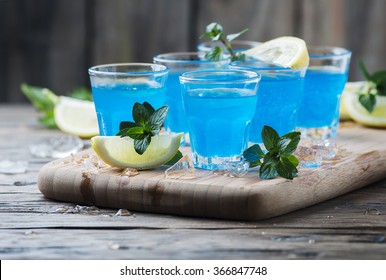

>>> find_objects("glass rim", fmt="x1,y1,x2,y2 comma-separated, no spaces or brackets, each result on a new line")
153,52,230,64
308,46,352,59
179,69,261,84
88,63,168,76
229,61,307,72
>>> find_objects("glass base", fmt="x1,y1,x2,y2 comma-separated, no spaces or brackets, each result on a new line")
192,152,244,171
297,126,338,159
298,126,336,140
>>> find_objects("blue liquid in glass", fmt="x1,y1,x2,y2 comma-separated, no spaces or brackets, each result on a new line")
92,84,166,136
164,73,188,134
183,88,257,158
297,69,348,128
250,75,304,143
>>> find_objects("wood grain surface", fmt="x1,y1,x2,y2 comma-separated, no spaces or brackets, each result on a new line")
38,125,386,221
2,105,386,260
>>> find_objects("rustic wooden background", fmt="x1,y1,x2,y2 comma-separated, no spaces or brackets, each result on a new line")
1,0,385,103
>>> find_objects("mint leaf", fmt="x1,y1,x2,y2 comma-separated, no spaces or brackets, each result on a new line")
244,126,301,180
371,70,386,96
125,126,147,140
242,144,264,167
20,83,59,129
359,93,376,113
38,112,57,129
226,28,249,42
276,156,298,180
286,154,300,167
200,22,248,62
358,60,371,81
261,125,280,150
200,22,223,39
278,131,301,156
205,46,224,61
143,102,155,114
147,105,168,135
134,136,151,155
118,102,169,155
357,61,386,112
132,102,150,125
259,161,278,179
119,121,137,131
69,87,93,101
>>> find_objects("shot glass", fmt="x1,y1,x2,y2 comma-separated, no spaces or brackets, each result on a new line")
229,60,306,144
153,52,230,145
179,69,261,170
88,63,168,136
296,46,351,157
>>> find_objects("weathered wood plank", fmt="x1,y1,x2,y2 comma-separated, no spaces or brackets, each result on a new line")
1,95,386,259
1,227,385,260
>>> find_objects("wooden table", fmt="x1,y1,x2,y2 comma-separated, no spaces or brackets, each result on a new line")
1,104,386,260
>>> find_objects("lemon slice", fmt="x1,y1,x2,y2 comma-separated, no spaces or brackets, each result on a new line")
54,96,99,138
91,133,183,170
244,36,309,69
340,81,369,121
342,87,386,127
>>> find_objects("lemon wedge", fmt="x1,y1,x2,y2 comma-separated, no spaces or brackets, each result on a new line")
54,96,99,138
340,81,369,121
342,85,386,127
244,36,309,69
91,133,183,170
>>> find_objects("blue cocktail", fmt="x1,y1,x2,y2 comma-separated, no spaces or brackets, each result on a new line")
229,61,306,143
88,63,168,136
179,70,261,170
296,46,351,155
153,53,230,144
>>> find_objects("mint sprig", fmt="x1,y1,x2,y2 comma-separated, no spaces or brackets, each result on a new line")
358,60,386,113
243,126,301,180
200,22,248,62
117,102,168,155
21,83,93,128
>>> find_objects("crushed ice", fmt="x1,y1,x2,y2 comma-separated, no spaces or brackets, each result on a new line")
164,155,196,179
0,160,28,174
29,135,84,158
212,159,250,177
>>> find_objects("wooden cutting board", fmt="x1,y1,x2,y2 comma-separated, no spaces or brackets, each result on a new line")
38,123,386,221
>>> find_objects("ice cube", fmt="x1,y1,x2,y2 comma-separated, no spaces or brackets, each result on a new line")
29,135,84,158
0,160,28,174
164,155,196,179
295,146,323,168
213,159,250,177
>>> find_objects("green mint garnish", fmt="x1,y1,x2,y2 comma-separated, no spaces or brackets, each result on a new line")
68,87,93,101
21,83,93,128
243,126,301,180
200,22,249,62
117,102,168,155
21,83,59,129
358,60,386,113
